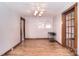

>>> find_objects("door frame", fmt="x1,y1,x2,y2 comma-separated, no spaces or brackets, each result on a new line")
62,3,77,54
20,17,25,42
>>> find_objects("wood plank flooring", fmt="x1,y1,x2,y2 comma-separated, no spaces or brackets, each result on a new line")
4,39,74,56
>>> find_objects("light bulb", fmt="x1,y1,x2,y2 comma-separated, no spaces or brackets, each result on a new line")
34,10,38,16
39,11,43,16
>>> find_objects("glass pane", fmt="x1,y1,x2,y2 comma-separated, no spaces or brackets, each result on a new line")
66,34,68,38
66,39,68,47
69,33,71,38
66,21,68,26
66,15,69,20
69,39,71,47
72,34,74,38
71,11,74,19
69,13,72,20
68,13,71,20
66,27,68,33
69,20,71,26
72,27,74,33
69,27,71,33
71,20,74,26
71,40,74,49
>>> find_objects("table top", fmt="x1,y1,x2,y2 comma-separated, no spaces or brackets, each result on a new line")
48,32,56,35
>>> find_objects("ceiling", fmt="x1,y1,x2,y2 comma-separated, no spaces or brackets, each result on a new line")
3,2,67,17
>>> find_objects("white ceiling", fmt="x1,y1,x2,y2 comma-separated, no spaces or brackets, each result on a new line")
3,2,67,17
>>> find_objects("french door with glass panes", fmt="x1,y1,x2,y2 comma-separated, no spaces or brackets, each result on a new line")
66,10,75,50
62,3,77,55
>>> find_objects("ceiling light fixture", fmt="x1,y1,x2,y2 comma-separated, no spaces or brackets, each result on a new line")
39,14,42,16
34,10,38,16
39,11,43,16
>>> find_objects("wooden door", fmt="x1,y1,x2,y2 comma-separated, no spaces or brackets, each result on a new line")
62,3,77,55
20,17,25,42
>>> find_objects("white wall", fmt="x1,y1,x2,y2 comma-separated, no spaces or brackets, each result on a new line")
53,13,62,43
25,16,53,38
0,3,20,55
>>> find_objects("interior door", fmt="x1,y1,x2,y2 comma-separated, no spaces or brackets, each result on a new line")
62,3,77,55
65,11,75,50
20,17,25,42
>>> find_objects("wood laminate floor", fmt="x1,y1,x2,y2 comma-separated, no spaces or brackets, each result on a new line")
4,39,74,56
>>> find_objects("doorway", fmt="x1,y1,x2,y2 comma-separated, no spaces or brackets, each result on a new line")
20,17,25,42
62,3,77,55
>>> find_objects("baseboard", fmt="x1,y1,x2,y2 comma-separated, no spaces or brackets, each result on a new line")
2,41,21,56
25,38,49,40
55,40,62,46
